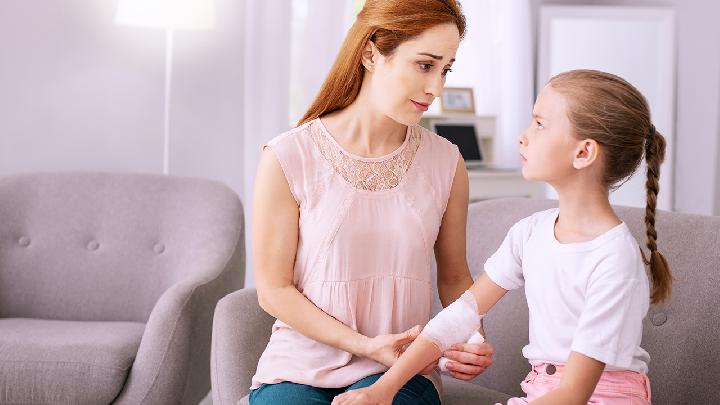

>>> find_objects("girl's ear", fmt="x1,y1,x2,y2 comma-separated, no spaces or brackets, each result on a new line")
361,41,379,72
572,139,600,170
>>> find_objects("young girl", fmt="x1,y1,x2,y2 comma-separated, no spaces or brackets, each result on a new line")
332,69,673,405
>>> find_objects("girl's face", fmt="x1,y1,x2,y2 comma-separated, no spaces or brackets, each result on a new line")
364,23,460,126
518,85,582,183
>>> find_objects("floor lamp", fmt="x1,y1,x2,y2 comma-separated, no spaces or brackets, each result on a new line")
116,0,216,175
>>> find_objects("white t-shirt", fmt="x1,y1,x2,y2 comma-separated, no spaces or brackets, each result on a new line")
484,208,650,373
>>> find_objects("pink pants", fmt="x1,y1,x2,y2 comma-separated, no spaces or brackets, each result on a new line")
499,363,652,404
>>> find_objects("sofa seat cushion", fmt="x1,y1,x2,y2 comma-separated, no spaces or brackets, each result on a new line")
440,375,513,404
0,318,145,404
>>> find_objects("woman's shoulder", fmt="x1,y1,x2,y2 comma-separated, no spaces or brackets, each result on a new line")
267,119,318,150
414,124,459,155
412,125,460,182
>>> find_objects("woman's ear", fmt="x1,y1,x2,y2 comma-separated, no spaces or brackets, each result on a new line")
572,139,600,170
361,40,378,72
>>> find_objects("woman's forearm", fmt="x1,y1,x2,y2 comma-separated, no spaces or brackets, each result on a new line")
437,268,473,307
258,284,368,357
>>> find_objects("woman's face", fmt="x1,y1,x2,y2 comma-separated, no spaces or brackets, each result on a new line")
365,23,460,126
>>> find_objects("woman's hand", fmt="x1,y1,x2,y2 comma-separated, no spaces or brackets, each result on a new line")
442,340,494,381
361,325,422,368
332,386,392,405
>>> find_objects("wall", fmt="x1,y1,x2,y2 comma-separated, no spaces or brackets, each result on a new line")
0,0,246,196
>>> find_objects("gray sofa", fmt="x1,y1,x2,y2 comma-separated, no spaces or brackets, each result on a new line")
212,198,720,405
0,173,245,405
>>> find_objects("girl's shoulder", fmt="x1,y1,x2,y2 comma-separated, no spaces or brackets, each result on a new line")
497,208,558,248
513,208,558,233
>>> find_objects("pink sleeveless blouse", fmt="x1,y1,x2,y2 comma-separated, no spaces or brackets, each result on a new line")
251,118,460,395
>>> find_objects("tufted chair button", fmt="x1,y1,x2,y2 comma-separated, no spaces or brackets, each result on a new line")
651,312,667,326
18,236,31,247
153,243,165,254
87,240,100,251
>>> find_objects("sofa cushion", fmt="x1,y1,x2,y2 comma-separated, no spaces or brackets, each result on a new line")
0,318,145,404
440,375,512,404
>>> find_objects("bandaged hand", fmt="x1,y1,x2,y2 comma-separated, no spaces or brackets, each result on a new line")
438,330,485,372
419,290,484,354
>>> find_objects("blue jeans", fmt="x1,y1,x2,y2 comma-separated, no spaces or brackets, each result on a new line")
249,373,440,405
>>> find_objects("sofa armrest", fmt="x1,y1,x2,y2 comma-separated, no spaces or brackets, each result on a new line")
211,288,274,405
113,282,198,404
113,256,243,405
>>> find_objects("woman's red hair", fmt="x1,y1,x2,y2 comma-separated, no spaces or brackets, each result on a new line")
298,0,466,126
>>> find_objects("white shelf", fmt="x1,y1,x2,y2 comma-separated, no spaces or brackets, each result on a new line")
467,168,545,202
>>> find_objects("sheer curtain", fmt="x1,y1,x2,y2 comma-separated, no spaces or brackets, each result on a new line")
242,0,291,287
495,0,533,169
242,0,354,286
289,0,355,125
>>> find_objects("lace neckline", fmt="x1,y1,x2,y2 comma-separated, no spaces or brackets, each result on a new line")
315,118,411,162
310,118,422,191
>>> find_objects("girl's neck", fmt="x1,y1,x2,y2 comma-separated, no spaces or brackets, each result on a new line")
552,179,621,243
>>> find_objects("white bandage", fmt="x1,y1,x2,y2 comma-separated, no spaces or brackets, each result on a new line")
438,331,485,372
420,290,484,354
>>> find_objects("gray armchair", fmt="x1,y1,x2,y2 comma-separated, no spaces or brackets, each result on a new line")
0,173,245,404
212,198,720,405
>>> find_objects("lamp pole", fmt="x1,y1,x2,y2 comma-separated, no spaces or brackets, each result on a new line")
115,0,216,175
163,29,173,175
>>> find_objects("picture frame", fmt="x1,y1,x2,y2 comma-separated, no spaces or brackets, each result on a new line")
440,87,475,113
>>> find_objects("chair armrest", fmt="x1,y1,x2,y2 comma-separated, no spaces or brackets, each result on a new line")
114,259,243,405
211,288,274,405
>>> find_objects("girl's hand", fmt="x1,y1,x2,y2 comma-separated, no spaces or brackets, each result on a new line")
361,325,422,367
332,386,392,405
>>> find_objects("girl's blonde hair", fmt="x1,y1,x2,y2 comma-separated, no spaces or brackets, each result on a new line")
549,69,673,304
298,0,466,126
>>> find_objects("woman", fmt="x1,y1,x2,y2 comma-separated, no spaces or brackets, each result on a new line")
251,1,493,403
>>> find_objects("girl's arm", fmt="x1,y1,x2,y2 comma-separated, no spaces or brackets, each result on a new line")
332,273,507,404
529,352,605,405
378,274,507,392
433,157,494,379
254,148,418,363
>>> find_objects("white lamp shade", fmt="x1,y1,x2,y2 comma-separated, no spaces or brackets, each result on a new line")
116,0,216,30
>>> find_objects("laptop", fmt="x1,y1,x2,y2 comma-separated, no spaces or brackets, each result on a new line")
429,119,487,168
